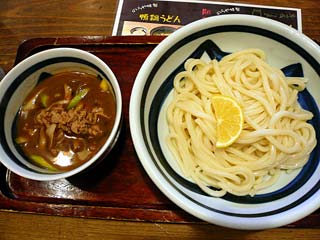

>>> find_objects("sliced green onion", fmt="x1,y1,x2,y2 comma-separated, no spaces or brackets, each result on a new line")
99,78,109,91
29,154,58,171
23,91,42,111
40,94,49,108
67,88,89,110
15,136,28,144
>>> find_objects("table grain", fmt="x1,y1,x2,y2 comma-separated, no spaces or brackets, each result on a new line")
0,0,320,239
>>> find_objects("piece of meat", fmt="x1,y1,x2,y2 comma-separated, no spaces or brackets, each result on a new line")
35,103,106,137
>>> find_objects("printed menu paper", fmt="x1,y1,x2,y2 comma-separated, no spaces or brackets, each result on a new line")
112,0,302,36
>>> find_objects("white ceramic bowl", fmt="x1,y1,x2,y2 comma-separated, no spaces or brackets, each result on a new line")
0,48,122,181
129,15,320,230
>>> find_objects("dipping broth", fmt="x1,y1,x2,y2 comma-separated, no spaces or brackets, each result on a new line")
15,71,116,172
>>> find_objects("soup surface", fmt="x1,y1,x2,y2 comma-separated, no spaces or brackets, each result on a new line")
15,71,116,172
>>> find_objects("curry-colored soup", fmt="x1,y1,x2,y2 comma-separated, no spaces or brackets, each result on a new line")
15,71,116,172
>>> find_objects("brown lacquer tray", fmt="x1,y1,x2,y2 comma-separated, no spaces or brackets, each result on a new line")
0,36,319,227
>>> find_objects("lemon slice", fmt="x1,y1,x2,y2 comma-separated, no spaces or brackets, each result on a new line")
212,95,243,148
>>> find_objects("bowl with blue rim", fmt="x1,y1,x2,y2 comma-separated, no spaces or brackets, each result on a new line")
129,14,320,230
0,48,122,181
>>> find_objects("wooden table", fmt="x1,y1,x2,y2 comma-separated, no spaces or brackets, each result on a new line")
0,1,319,239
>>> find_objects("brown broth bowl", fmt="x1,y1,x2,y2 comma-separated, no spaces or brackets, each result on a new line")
0,48,122,181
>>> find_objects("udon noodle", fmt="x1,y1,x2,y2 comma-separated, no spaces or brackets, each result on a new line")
166,49,317,197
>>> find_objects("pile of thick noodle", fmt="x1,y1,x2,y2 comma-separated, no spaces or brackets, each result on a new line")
166,49,317,197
